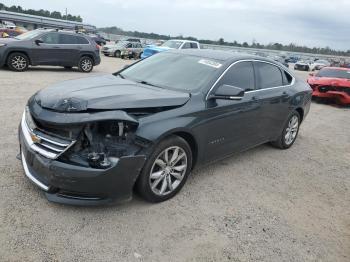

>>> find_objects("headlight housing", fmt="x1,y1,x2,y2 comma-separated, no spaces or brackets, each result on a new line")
24,107,37,131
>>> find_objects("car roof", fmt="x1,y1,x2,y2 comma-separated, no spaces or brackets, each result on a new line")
169,39,199,43
168,49,275,63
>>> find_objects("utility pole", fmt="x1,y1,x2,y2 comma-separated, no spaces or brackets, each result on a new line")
65,8,67,20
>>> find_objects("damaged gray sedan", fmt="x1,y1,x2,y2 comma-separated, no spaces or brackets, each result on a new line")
19,49,312,205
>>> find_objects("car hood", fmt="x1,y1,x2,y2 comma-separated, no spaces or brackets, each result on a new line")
0,37,17,44
35,74,190,112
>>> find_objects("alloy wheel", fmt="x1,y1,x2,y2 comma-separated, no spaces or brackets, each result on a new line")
284,115,299,145
81,59,92,72
149,146,188,196
11,55,27,70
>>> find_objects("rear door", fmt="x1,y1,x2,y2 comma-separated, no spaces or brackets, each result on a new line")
57,34,82,66
253,61,293,140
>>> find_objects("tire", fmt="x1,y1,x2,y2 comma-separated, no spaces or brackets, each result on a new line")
270,111,301,149
136,135,193,203
7,52,29,72
78,56,93,73
114,50,121,58
139,52,143,59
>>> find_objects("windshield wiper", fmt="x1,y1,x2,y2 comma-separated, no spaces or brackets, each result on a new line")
137,80,163,89
117,73,125,79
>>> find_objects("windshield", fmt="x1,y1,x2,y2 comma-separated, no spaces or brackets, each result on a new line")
161,40,183,49
15,30,43,40
316,68,350,79
119,52,223,91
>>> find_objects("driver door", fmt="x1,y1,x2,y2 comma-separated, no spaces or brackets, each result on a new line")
31,32,61,65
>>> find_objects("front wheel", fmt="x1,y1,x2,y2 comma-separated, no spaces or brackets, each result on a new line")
271,112,300,149
7,52,29,72
78,56,93,73
136,136,192,202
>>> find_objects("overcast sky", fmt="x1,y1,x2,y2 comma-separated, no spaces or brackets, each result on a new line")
2,0,350,50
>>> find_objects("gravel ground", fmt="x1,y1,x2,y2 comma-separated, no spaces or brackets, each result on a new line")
0,56,349,262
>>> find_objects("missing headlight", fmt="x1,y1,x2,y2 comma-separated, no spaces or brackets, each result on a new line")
63,120,141,169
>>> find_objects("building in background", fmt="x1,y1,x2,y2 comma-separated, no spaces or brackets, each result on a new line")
0,10,96,32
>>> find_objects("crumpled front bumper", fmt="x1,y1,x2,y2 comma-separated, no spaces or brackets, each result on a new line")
19,124,146,206
312,89,350,104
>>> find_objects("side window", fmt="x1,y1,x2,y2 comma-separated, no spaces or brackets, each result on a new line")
282,70,293,85
217,61,255,91
40,33,60,44
76,36,89,44
126,43,132,48
59,34,78,44
190,42,198,49
182,42,191,49
254,62,283,89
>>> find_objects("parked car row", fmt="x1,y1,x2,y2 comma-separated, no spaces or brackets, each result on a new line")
294,59,330,71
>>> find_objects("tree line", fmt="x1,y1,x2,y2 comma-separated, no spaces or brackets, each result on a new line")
99,26,350,57
0,3,83,22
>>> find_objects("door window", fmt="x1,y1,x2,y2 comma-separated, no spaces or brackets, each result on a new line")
59,34,78,44
182,42,191,49
190,42,198,49
216,61,255,91
254,62,283,89
40,33,60,44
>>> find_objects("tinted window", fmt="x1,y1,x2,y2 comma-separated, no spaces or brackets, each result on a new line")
255,62,283,89
126,43,132,48
190,43,198,49
217,62,255,91
77,36,89,44
40,32,60,44
59,34,78,44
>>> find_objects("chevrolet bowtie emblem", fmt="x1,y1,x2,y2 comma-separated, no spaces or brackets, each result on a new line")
30,133,41,144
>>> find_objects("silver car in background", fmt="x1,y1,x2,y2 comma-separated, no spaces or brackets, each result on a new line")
102,41,144,58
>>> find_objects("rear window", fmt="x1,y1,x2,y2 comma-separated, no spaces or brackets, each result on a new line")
59,34,78,44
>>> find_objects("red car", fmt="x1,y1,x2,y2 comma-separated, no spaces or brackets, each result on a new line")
307,67,350,105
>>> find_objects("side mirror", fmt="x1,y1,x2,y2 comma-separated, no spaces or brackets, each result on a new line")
35,39,43,46
210,84,245,100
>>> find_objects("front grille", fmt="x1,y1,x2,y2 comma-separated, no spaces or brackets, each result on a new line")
21,111,75,159
318,85,350,95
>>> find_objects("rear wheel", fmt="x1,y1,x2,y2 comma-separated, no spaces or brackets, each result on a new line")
78,56,93,73
7,52,29,72
136,136,192,202
271,112,300,149
114,50,121,58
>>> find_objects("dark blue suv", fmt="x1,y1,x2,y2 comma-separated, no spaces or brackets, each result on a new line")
0,29,101,72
